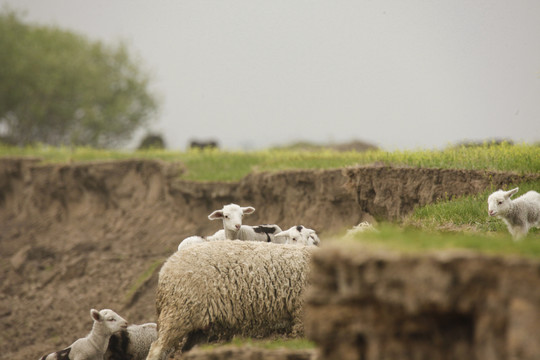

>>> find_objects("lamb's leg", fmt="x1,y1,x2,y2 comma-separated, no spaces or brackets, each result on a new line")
511,225,528,241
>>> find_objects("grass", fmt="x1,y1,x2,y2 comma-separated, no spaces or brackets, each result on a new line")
1,141,539,181
346,223,540,258
198,337,316,351
408,179,540,233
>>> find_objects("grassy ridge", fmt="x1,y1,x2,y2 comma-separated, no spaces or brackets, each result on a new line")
1,142,539,181
347,223,540,258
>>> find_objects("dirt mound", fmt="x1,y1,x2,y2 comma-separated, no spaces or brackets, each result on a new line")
306,245,540,360
0,158,536,359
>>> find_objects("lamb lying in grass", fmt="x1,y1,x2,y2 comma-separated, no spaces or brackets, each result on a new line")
274,225,320,246
487,187,540,240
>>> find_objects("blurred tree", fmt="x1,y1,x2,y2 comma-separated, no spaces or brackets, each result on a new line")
0,9,158,147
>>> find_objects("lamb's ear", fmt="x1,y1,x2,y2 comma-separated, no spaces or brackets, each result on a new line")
208,210,224,220
274,230,288,239
90,309,102,322
242,206,255,215
505,188,519,198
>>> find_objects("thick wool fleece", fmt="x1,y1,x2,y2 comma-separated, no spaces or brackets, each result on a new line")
148,240,313,360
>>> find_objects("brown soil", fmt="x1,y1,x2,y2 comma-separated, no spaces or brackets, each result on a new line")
0,158,536,359
306,245,540,360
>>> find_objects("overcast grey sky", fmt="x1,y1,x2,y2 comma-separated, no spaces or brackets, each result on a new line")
4,0,540,150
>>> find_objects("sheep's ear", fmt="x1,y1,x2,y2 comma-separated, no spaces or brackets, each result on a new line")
208,210,224,220
90,309,102,322
274,230,287,238
505,188,519,198
242,206,255,215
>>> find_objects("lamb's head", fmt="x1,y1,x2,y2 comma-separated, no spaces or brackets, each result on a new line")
487,188,519,217
275,225,320,246
90,309,128,335
208,204,255,234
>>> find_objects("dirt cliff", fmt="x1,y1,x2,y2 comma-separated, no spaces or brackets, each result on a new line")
306,245,540,360
0,158,536,359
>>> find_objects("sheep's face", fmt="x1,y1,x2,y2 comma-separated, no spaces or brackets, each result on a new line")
488,188,519,217
91,309,128,334
208,204,255,232
275,226,320,246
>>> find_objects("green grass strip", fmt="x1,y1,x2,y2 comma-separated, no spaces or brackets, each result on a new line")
1,142,539,182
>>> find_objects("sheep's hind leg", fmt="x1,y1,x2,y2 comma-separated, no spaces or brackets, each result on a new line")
146,324,185,360
181,329,208,352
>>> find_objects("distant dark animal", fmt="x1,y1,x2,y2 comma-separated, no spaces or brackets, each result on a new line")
189,140,218,150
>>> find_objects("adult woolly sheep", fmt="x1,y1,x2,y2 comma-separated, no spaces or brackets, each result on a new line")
487,187,540,240
146,241,313,360
274,225,320,246
105,322,157,360
39,309,128,360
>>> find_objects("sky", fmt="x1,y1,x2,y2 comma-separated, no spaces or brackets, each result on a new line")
3,0,540,150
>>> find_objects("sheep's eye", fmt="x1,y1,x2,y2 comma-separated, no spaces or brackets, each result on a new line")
292,238,297,242
224,215,229,219
497,201,503,205
107,318,116,322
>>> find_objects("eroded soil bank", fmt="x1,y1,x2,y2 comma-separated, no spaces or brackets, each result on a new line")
306,245,540,360
0,158,537,359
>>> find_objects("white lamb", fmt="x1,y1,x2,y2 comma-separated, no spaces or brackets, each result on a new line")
487,187,540,240
39,309,128,360
208,203,256,240
104,322,157,360
274,225,320,246
178,204,282,250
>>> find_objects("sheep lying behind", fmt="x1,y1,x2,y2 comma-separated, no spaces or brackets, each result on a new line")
488,187,540,240
104,322,157,360
178,233,225,251
39,309,128,360
237,224,283,242
146,241,313,360
344,222,378,238
274,225,320,246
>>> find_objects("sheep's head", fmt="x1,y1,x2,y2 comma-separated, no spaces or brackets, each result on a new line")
208,204,255,233
91,309,128,334
275,225,320,246
487,188,519,217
